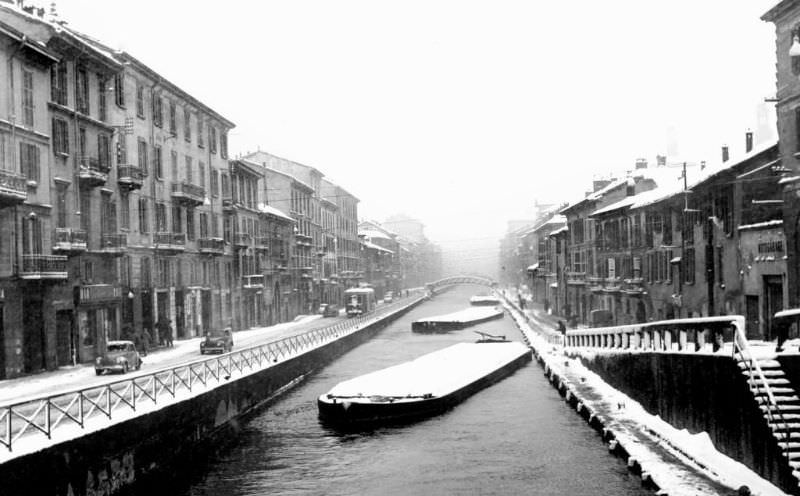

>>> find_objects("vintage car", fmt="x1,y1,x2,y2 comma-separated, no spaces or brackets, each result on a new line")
200,328,234,354
320,303,340,317
383,291,394,303
95,340,142,375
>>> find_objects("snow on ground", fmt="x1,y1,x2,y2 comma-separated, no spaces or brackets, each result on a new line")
507,301,789,496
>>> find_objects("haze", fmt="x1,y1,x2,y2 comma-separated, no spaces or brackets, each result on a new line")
51,0,778,276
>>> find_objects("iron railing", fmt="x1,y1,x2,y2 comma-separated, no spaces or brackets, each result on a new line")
0,291,424,456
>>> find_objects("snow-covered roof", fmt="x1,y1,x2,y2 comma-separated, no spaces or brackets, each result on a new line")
738,220,783,231
360,229,393,241
691,140,778,189
548,225,568,236
527,263,539,271
362,240,394,254
258,203,295,223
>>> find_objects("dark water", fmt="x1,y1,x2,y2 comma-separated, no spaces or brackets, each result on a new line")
182,286,650,496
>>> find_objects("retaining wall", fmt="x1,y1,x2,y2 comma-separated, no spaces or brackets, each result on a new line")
0,299,423,496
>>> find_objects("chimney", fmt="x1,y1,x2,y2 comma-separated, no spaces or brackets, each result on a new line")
700,160,706,170
745,130,753,153
635,158,648,169
656,155,667,167
722,145,729,163
592,179,612,192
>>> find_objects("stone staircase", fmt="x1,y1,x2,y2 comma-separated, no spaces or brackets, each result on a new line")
738,355,800,483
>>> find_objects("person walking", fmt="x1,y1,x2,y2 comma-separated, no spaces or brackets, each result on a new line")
141,328,151,356
164,320,174,347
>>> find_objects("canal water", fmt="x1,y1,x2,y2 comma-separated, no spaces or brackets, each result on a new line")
181,286,651,495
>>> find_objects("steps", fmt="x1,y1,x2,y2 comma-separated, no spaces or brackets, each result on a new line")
739,354,800,488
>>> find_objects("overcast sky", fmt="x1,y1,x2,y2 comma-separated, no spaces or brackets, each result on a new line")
51,0,779,265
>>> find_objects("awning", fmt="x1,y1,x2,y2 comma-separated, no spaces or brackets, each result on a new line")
670,256,682,264
527,263,539,272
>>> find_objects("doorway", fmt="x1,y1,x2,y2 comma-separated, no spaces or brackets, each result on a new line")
745,295,760,340
764,276,784,339
55,310,74,367
23,293,46,373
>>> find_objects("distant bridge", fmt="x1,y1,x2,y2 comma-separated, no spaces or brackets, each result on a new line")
428,275,497,290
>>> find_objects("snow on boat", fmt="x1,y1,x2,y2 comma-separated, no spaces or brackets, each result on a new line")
470,294,501,306
317,340,531,427
411,306,504,332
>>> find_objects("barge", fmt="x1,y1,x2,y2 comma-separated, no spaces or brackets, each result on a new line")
470,294,501,306
411,306,504,332
317,340,531,427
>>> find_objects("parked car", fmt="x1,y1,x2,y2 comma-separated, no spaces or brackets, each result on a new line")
200,328,233,354
95,340,142,375
321,303,340,317
384,291,394,303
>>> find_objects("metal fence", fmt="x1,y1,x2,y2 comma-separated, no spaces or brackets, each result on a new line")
0,292,423,455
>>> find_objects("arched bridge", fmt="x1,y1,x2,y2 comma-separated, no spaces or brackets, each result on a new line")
427,275,497,290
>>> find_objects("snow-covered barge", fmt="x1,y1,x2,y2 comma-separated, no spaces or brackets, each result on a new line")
411,306,504,331
469,294,501,306
317,341,531,426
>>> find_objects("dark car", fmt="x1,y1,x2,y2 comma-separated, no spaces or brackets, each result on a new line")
321,304,340,317
200,328,233,354
95,340,142,375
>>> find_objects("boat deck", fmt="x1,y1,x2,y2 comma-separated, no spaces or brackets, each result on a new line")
411,306,504,331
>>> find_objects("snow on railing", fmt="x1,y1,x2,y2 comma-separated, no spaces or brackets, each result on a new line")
0,292,424,455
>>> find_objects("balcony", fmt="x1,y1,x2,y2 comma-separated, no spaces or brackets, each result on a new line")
603,277,622,293
222,195,234,212
198,237,225,255
154,232,186,254
53,228,87,254
171,181,205,207
19,254,68,280
99,233,127,255
0,169,27,207
117,165,144,191
76,284,122,306
622,278,645,295
567,272,586,286
78,157,109,188
233,232,252,249
254,236,270,252
243,274,265,289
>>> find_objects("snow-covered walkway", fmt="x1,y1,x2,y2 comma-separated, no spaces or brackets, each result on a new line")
507,300,788,496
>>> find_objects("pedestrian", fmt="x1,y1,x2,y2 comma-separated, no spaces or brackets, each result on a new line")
141,328,151,356
558,320,567,335
164,320,174,348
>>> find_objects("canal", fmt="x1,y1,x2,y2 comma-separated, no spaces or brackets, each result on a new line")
179,286,651,495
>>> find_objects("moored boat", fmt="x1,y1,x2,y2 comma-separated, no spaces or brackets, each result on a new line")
411,306,504,332
317,340,531,427
470,294,501,306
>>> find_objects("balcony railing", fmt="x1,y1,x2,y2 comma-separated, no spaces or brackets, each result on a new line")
76,284,122,305
117,165,144,191
198,237,225,255
255,236,270,251
154,232,186,253
53,228,87,254
78,157,109,187
171,182,205,207
20,254,68,280
233,233,252,248
566,272,586,285
0,169,27,207
99,233,127,254
243,274,265,289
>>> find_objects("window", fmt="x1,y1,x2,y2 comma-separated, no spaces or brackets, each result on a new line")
101,192,116,234
717,245,724,285
199,212,208,238
172,206,182,234
141,257,151,288
120,255,131,286
51,62,68,105
53,118,69,154
98,77,107,122
684,248,695,284
0,132,6,171
98,134,111,170
169,101,177,136
155,202,167,232
136,84,145,118
212,213,219,237
22,70,34,127
21,216,42,255
138,197,149,233
76,66,89,114
220,132,228,159
221,173,229,199
120,193,130,229
19,143,39,182
184,108,191,142
118,136,127,164
662,209,673,245
224,216,231,243
211,169,219,197
209,127,217,154
56,186,67,228
80,191,91,232
152,93,163,128
186,208,195,240
138,138,148,175
114,73,125,107
197,119,204,148
185,156,193,183
198,162,206,188
170,150,178,181
153,145,163,179
78,127,87,159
